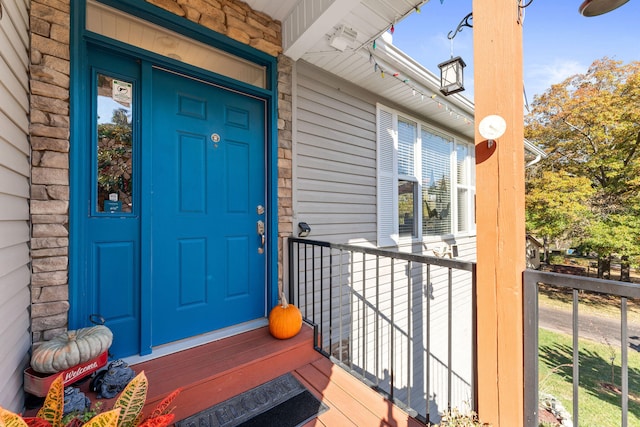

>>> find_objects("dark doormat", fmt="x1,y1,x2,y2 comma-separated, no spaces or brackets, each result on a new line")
176,373,329,427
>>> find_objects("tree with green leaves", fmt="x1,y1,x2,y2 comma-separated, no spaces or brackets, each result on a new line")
525,170,594,263
525,57,640,277
97,108,133,211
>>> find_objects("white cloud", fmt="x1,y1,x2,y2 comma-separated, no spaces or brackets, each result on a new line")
525,59,587,99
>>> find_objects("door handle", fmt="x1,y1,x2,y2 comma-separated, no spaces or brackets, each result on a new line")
257,220,265,254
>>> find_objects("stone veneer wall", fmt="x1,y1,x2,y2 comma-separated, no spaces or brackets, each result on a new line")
30,0,72,343
29,0,292,343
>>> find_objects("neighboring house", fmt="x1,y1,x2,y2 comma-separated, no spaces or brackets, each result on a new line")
526,235,543,270
0,0,534,416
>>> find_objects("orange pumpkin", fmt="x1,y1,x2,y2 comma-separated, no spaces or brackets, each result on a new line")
268,294,302,339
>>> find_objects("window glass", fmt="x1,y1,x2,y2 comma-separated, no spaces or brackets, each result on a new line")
456,144,473,232
458,188,469,232
397,118,416,176
398,180,416,237
457,144,469,185
422,129,452,236
96,74,134,213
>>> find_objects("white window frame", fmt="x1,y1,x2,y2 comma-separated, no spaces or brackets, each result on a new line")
376,103,475,247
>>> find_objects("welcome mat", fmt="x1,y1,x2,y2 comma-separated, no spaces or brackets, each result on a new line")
176,373,329,427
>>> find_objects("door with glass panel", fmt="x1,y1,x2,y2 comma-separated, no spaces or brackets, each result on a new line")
81,48,267,358
83,48,141,357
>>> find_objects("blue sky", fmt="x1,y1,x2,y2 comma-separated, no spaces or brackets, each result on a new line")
393,0,640,105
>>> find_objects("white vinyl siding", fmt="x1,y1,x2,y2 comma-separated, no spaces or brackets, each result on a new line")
295,62,377,244
0,0,31,412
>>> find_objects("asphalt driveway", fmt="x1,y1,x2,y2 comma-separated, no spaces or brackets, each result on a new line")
538,304,640,352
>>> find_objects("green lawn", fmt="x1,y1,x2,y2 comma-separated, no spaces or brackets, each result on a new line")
538,328,640,426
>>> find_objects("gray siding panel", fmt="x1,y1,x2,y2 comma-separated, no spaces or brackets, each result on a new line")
295,62,377,244
0,0,31,412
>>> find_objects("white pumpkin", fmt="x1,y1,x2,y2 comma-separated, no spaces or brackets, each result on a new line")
31,325,113,374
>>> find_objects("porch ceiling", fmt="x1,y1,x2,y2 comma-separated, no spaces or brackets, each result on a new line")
246,0,475,139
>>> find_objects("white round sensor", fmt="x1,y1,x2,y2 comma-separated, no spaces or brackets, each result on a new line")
478,115,507,140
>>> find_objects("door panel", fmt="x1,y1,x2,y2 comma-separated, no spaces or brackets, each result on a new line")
150,68,266,346
84,48,141,358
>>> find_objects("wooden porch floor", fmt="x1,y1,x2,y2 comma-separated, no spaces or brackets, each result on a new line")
130,324,423,427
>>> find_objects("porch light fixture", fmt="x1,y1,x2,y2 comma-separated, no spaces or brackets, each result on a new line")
579,0,629,16
329,25,358,51
438,56,466,96
439,11,471,96
298,222,311,238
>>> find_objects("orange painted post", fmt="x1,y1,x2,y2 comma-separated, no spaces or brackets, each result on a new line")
472,0,525,426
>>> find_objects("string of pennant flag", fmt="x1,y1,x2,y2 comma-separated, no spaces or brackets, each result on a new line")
367,47,473,126
366,0,472,126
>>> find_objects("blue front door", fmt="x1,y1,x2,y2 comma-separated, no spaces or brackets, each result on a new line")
80,48,267,357
149,67,266,346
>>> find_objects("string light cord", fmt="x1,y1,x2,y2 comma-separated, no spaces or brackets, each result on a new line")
367,48,474,126
352,1,429,54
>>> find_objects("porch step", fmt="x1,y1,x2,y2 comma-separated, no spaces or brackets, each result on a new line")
25,323,422,426
136,324,322,422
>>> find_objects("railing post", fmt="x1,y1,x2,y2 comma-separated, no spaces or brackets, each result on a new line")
621,297,628,427
426,263,431,424
287,238,294,305
447,267,453,410
572,289,579,427
407,259,412,410
375,255,380,389
471,263,478,415
523,270,539,427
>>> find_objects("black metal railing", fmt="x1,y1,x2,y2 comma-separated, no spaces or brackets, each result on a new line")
288,237,477,424
524,269,640,427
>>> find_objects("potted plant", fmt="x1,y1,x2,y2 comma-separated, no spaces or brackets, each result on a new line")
0,372,180,427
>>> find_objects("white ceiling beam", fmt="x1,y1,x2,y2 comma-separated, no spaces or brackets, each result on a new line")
282,0,362,61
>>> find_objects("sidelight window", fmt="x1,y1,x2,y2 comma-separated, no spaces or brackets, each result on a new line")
95,74,134,214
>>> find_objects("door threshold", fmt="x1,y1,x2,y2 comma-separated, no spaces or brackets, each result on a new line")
122,318,269,365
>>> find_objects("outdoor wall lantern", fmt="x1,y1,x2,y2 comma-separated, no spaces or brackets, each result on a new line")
439,11,472,96
579,0,629,16
438,56,466,96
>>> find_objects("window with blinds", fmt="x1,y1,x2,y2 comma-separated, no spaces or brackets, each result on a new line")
376,104,474,246
422,128,452,236
398,118,416,176
456,144,474,233
398,118,417,238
